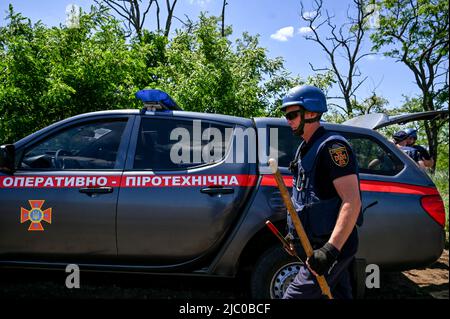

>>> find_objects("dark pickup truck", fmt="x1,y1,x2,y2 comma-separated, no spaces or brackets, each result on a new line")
0,93,446,298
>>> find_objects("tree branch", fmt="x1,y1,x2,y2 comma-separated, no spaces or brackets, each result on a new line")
221,0,228,37
300,0,371,115
164,0,178,37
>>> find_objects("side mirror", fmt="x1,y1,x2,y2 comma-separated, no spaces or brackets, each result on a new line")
0,144,15,174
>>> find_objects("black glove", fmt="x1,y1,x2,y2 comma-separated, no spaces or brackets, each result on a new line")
307,242,340,276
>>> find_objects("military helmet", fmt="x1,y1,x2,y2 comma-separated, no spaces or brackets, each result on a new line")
393,130,409,143
280,85,327,113
404,128,418,139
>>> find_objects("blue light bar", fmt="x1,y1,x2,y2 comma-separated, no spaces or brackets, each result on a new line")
135,89,181,110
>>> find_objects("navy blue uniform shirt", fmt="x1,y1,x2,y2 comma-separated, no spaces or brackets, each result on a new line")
298,126,359,258
299,127,358,200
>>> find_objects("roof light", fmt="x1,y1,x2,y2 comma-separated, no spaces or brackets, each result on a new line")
135,89,181,112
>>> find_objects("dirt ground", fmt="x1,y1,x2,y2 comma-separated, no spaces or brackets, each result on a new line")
0,250,448,299
365,249,448,299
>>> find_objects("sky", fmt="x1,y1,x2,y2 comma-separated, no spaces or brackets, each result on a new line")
0,0,425,110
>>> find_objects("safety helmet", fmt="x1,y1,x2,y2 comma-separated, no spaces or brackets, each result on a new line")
404,128,417,139
393,130,409,143
280,85,327,113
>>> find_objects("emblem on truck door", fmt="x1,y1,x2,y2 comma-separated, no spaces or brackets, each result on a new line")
20,200,52,231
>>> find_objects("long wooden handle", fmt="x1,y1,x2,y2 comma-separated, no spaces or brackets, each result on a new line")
268,158,333,299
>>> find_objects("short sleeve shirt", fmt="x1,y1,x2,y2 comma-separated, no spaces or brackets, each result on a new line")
300,127,358,199
413,145,431,160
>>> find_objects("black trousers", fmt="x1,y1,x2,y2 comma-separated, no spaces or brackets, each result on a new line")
283,255,354,299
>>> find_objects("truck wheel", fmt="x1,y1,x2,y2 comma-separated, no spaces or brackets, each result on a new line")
250,245,302,299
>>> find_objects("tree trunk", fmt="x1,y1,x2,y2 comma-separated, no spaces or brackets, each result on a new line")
344,94,353,116
221,0,227,37
164,0,178,37
423,92,438,172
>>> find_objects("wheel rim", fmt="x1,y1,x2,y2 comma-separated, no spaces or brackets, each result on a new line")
270,262,302,299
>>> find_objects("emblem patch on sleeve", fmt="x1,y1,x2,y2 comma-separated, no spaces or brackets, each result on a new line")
328,143,349,167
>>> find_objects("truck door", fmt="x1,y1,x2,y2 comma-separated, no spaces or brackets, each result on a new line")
0,116,133,262
117,114,256,266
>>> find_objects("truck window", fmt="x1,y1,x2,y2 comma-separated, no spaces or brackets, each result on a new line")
268,125,302,168
340,132,404,176
20,120,127,170
134,118,233,170
269,126,404,176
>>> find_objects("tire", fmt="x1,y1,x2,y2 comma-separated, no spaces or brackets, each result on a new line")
250,245,303,299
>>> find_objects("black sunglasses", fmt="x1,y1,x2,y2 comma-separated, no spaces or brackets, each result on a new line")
284,110,302,121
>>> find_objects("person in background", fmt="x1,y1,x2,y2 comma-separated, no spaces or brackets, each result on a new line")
393,130,426,168
404,128,434,169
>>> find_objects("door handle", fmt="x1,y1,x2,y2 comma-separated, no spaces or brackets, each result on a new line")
200,186,234,195
79,187,114,195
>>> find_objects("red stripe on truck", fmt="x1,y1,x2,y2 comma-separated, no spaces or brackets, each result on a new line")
261,175,439,196
359,180,439,196
0,174,258,188
260,175,293,187
0,174,440,197
120,174,258,187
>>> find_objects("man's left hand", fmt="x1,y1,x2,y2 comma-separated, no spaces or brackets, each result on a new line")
306,242,340,276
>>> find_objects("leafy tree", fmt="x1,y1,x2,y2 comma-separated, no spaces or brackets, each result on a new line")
153,15,301,118
371,0,449,170
94,0,180,39
0,5,334,145
94,0,158,38
352,93,389,115
0,5,156,143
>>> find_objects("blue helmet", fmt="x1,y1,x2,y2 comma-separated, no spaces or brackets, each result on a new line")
280,85,327,113
393,130,408,143
404,128,417,139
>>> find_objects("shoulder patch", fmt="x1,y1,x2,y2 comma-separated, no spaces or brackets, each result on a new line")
328,142,349,167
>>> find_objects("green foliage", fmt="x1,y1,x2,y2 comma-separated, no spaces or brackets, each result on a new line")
0,7,311,143
370,0,448,171
153,15,299,118
322,93,390,124
351,94,389,116
324,93,390,125
371,0,449,62
432,170,449,231
0,5,160,143
376,96,449,170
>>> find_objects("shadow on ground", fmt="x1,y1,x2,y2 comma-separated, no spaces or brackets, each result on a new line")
1,250,447,299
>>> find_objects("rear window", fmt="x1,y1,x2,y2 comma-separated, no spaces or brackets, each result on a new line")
269,126,404,176
340,132,404,176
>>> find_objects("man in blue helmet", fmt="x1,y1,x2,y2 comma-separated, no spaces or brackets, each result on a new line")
280,85,363,299
393,130,422,164
404,128,434,169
